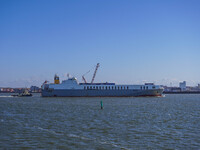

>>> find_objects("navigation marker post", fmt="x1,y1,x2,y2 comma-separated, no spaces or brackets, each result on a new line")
100,101,103,109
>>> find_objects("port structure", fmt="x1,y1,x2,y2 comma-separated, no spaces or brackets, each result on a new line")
82,63,100,84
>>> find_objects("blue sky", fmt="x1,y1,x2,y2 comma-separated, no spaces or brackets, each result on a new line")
0,0,200,87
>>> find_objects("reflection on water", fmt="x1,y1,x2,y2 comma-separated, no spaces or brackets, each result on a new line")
0,93,200,149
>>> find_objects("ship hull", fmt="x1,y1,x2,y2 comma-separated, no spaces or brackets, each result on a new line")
41,89,163,97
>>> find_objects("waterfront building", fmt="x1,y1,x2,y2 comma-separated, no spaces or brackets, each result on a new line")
179,81,186,91
171,87,181,92
0,88,14,92
30,86,40,92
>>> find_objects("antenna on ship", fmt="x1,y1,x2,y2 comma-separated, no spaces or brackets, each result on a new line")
91,63,100,83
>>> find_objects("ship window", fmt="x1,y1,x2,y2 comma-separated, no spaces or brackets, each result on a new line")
99,86,101,90
141,86,142,90
143,86,145,90
102,86,104,90
84,86,86,90
87,86,89,90
112,86,113,90
152,86,155,89
109,86,110,90
106,87,107,90
90,86,92,90
124,86,126,89
93,86,95,89
96,86,98,90
118,86,119,90
146,86,148,89
127,86,129,90
115,86,116,90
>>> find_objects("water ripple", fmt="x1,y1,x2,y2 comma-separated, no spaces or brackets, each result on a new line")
0,93,200,149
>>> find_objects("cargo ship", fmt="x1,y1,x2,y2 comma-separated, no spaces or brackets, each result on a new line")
41,64,163,97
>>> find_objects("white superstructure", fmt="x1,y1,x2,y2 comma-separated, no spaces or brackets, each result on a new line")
42,77,162,91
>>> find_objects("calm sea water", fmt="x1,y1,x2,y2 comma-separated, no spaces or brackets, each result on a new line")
0,93,199,149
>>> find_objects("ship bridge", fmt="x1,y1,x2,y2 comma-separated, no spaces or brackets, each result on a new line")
61,77,79,85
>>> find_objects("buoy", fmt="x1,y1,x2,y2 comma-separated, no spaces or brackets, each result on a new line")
100,101,103,109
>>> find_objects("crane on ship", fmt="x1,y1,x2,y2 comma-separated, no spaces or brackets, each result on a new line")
82,63,100,84
91,63,100,83
82,70,90,83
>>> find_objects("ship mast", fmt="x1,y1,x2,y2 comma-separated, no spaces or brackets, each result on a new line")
91,63,100,83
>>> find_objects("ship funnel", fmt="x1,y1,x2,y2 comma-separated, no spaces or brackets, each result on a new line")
54,74,60,84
